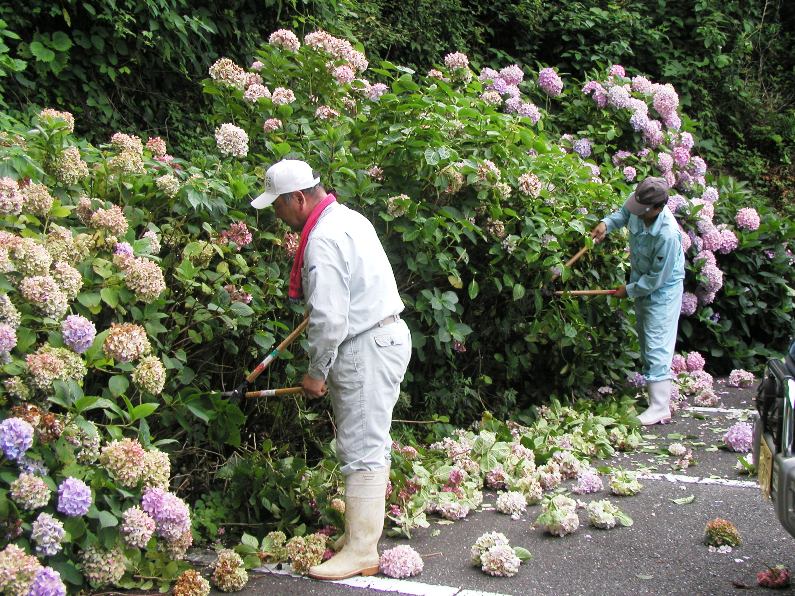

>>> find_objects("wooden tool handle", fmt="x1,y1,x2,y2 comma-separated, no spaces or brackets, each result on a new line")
564,245,590,268
245,316,309,383
244,386,304,399
554,289,617,296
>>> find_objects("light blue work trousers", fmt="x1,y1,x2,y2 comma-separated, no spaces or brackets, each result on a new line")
634,281,683,383
327,319,411,476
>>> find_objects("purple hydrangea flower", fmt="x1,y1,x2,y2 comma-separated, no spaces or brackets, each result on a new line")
612,150,632,165
0,322,16,353
29,566,67,596
478,67,499,82
672,146,690,167
113,242,134,257
538,67,563,97
718,228,738,254
623,166,637,182
367,83,388,101
61,314,97,354
657,152,674,172
629,112,649,132
517,102,541,123
57,477,92,516
19,454,49,476
701,186,719,203
141,487,191,541
668,194,686,213
680,292,698,316
499,64,524,86
0,417,34,461
689,156,707,176
679,132,694,149
573,138,592,158
31,512,66,556
628,372,645,387
724,422,753,453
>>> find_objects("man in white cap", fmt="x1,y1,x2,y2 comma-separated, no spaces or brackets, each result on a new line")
251,159,411,580
591,176,685,425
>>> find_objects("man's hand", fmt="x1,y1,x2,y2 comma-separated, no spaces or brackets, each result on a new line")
591,222,607,244
614,284,628,298
302,374,328,398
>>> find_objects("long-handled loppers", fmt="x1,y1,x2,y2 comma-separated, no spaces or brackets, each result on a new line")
222,315,309,400
549,244,590,283
554,289,617,296
240,386,304,399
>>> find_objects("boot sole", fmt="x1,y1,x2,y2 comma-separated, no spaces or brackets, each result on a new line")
641,417,672,426
309,565,379,581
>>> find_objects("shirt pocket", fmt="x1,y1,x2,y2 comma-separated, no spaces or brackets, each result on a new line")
632,236,654,272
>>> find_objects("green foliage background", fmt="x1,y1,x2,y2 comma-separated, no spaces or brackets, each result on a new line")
1,1,793,198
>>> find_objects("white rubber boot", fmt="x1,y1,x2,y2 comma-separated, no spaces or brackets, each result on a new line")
309,469,388,580
332,466,389,552
638,380,673,425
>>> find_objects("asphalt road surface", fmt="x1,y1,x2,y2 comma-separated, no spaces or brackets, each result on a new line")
208,380,793,596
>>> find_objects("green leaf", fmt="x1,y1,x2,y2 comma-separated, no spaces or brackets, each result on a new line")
63,517,86,541
241,533,259,548
73,395,99,413
512,283,525,300
229,302,254,317
50,31,73,52
15,326,36,353
468,279,479,299
98,510,118,528
100,287,119,308
513,546,533,561
130,403,159,421
77,292,102,308
671,495,695,505
50,560,82,585
30,41,55,62
108,375,129,397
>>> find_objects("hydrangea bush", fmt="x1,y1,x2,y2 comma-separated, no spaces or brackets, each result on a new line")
0,111,279,590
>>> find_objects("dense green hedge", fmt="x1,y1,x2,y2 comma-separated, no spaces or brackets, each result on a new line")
1,1,793,202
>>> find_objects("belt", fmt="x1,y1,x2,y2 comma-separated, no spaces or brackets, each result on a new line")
373,313,400,329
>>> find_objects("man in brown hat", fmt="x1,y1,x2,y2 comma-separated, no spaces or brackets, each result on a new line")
591,176,685,425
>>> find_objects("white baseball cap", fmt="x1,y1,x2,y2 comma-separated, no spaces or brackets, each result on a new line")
250,159,320,209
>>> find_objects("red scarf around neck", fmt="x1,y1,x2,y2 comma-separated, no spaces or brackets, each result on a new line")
288,193,336,301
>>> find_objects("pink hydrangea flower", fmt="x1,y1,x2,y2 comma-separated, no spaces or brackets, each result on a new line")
608,64,626,78
724,422,753,452
671,354,687,375
263,118,282,133
735,207,760,231
443,52,469,70
728,369,755,388
685,351,706,372
379,545,423,578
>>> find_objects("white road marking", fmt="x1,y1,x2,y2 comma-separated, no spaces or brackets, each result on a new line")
638,472,758,488
254,564,510,596
687,406,753,415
